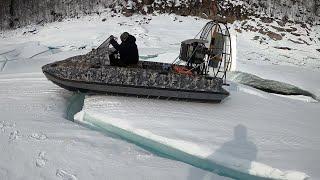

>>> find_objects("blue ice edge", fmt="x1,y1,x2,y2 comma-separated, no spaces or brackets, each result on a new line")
75,111,308,180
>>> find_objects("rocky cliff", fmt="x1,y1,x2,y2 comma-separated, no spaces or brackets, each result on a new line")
1,0,319,30
0,0,114,29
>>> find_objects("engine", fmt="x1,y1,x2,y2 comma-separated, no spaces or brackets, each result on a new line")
179,39,208,64
175,20,232,83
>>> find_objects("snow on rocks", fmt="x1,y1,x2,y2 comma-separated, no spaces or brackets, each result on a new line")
233,16,320,70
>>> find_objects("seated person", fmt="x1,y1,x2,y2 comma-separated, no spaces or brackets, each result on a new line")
109,32,139,67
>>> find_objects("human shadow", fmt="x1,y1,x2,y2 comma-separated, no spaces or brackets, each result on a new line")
187,124,257,180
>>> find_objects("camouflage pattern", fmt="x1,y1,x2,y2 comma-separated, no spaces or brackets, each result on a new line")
42,48,227,93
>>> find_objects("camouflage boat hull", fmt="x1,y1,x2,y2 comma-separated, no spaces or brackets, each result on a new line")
42,49,229,102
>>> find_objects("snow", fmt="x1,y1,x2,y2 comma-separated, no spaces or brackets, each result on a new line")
0,11,319,179
0,73,228,180
75,108,308,179
228,71,316,100
234,63,320,100
75,88,317,180
233,18,320,70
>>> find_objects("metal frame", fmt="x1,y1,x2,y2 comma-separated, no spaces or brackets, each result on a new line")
174,20,232,84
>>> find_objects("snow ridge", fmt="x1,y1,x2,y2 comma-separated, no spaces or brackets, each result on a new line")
228,71,318,101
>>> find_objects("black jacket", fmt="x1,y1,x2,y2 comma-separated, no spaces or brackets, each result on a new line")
110,35,139,65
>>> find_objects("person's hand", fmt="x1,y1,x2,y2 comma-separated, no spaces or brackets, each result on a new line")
109,35,115,40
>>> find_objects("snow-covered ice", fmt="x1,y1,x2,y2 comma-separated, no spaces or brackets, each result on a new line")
0,73,229,180
75,87,317,180
0,11,319,179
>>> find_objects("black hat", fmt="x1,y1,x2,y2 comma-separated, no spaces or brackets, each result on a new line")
120,32,130,42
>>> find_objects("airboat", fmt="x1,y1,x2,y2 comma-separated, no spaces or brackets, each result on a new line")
42,19,232,102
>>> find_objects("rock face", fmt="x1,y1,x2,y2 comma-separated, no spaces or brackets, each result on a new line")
1,0,319,30
0,0,114,29
122,0,320,24
316,0,320,16
243,0,318,23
